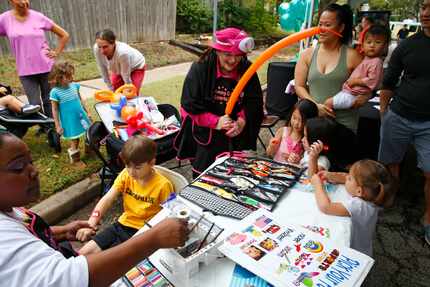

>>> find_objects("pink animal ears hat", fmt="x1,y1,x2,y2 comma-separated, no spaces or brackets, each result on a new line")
211,27,255,55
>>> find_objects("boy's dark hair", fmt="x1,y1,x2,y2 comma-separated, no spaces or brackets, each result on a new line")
323,4,353,44
287,99,318,127
351,159,396,207
119,134,157,166
365,24,391,43
48,61,75,87
95,29,116,44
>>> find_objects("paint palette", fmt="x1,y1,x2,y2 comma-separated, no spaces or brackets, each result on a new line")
179,185,254,219
181,156,303,215
122,259,173,287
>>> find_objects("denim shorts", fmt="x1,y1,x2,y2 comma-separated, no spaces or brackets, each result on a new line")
378,108,430,172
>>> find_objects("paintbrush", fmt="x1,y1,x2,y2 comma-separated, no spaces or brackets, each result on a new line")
195,222,215,253
189,214,204,233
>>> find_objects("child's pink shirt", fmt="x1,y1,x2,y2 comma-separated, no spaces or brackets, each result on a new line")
343,56,383,96
0,10,54,76
273,127,304,163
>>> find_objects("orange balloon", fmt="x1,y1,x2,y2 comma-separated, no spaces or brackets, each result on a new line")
115,84,138,99
94,90,116,102
225,27,341,115
121,105,138,121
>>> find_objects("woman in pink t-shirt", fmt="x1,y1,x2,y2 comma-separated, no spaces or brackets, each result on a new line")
0,0,69,118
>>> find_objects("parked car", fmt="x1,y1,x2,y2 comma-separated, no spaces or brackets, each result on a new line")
390,21,421,40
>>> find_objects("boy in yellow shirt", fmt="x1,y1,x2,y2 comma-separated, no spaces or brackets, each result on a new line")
77,135,173,254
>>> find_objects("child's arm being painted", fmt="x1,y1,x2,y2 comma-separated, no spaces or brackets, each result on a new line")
88,187,121,228
76,186,121,242
311,174,350,217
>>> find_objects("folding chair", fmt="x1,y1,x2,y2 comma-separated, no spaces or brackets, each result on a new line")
86,121,122,195
154,165,189,192
258,62,298,150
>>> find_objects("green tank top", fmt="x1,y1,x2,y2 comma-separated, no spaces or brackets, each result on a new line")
308,44,359,132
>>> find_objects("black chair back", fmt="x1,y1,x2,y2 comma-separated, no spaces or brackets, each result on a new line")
266,61,298,119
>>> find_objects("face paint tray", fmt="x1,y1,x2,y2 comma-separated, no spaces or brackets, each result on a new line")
180,156,304,216
149,196,224,286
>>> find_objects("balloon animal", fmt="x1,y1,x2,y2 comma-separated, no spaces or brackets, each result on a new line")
126,112,165,137
94,84,138,102
225,27,341,116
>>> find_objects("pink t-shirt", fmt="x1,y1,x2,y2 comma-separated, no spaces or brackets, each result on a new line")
343,56,383,96
0,10,54,76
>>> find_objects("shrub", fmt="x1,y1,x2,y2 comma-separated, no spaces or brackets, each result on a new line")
177,0,213,33
176,0,277,36
219,0,277,36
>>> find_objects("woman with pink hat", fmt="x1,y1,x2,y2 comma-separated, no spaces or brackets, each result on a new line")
175,27,264,177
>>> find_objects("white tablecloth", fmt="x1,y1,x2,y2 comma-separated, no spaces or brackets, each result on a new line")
113,157,353,287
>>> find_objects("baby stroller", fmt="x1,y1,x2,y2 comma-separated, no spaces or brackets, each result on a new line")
102,103,181,165
88,102,182,194
0,84,61,152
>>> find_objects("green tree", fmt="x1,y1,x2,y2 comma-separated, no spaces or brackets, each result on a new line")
176,0,213,33
369,0,421,20
219,0,277,35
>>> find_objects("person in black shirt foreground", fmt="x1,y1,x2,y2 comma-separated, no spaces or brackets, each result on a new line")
379,0,430,245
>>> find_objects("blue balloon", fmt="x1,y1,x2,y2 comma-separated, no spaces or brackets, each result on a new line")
279,0,318,32
280,14,299,32
278,2,289,15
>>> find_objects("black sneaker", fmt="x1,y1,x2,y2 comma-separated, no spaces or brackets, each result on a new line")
21,104,41,115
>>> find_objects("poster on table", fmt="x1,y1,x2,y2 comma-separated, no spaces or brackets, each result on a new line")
219,209,374,287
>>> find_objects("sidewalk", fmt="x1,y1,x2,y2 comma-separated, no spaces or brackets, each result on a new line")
78,62,193,100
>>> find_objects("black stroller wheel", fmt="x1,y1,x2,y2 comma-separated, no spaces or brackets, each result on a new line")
47,128,62,153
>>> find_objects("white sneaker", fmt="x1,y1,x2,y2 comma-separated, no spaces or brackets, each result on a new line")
21,104,41,114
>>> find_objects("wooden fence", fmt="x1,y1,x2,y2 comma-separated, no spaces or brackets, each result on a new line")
0,0,177,55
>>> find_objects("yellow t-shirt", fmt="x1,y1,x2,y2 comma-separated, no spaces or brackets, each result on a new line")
112,169,173,229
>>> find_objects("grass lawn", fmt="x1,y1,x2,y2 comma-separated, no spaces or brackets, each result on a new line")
27,97,103,202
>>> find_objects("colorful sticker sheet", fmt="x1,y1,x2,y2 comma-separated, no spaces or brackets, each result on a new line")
219,209,374,287
122,259,173,287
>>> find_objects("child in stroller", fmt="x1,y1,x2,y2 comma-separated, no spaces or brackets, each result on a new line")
0,84,40,115
0,83,60,152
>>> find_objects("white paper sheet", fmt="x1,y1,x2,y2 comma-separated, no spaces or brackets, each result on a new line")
219,209,374,287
